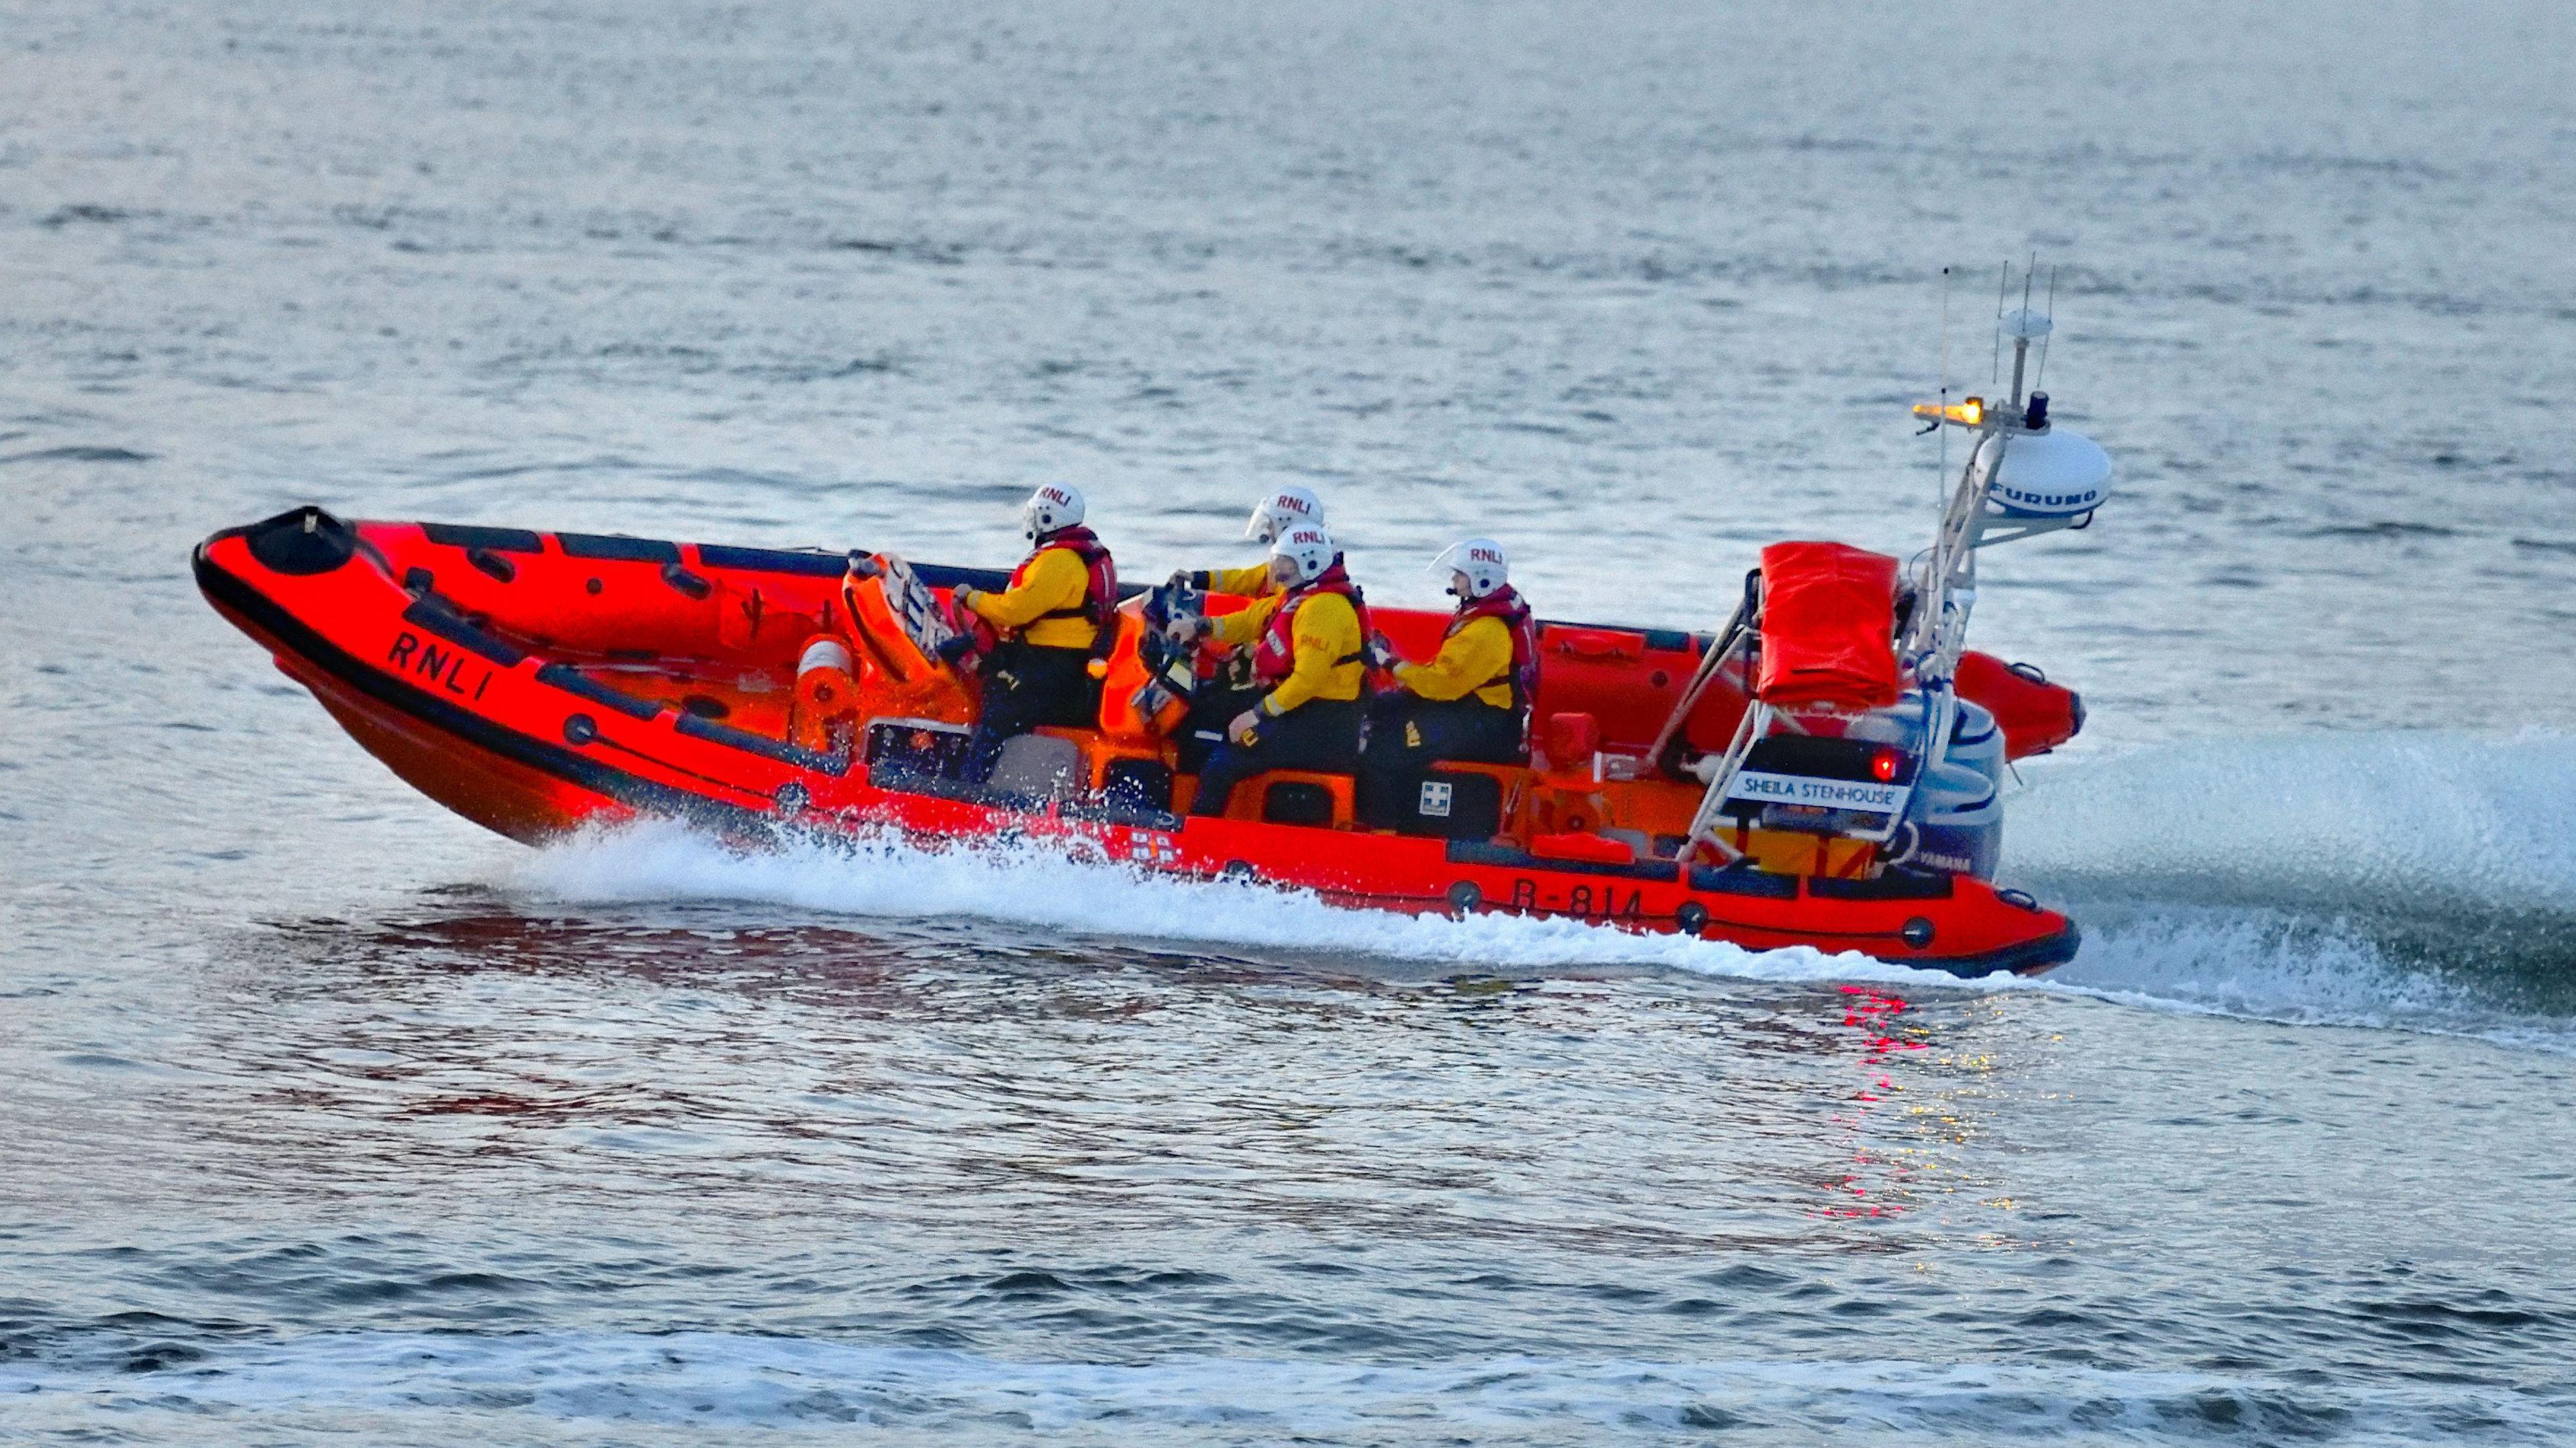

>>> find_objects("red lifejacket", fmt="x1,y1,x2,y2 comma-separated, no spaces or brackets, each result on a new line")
1010,525,1119,659
1252,561,1371,687
1447,584,1540,715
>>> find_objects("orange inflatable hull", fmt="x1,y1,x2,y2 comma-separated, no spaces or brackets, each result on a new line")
195,508,2083,977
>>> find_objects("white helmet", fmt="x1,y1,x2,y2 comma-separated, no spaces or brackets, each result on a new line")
1021,482,1085,543
1244,485,1326,545
1270,523,1338,587
1432,538,1509,600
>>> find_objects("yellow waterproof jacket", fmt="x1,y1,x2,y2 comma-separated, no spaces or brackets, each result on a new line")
1393,614,1515,710
1192,562,1277,598
966,547,1097,650
1211,589,1365,716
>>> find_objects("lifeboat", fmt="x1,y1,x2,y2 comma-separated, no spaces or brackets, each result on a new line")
195,307,2105,977
196,528,2074,973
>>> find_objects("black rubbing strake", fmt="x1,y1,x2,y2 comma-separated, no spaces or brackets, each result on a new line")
1444,839,1684,883
672,710,851,775
533,663,663,720
557,532,682,564
400,596,525,668
1807,869,1956,902
696,545,853,578
1683,863,1801,899
423,522,544,554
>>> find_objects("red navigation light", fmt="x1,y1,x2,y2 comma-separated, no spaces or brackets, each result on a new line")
1872,748,1902,782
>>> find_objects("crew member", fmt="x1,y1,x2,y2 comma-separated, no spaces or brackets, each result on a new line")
1167,485,1332,770
1363,538,1536,777
951,483,1118,783
1172,485,1330,598
1185,522,1368,817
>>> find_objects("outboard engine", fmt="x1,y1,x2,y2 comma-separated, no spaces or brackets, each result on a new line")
1847,695,2006,880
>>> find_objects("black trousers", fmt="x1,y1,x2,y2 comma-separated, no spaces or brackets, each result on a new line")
1188,698,1363,817
1362,694,1525,777
962,643,1100,783
1175,683,1267,775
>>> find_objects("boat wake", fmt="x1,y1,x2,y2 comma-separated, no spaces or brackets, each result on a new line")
515,818,1890,983
511,731,2576,1052
2015,730,2576,1050
2011,728,2576,917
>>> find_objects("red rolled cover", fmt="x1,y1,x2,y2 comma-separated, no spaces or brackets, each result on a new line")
1756,542,1901,709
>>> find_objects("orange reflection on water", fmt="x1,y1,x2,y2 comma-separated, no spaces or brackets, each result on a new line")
1813,985,1935,1220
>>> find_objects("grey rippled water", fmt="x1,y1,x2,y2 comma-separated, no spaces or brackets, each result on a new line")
5,1,2575,1443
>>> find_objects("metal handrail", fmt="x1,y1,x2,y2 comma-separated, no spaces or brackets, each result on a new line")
1644,569,1760,775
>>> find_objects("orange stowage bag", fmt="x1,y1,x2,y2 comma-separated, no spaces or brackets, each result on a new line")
1756,541,1900,710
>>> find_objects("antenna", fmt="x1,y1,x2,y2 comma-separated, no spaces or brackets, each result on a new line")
2034,265,2059,394
1937,266,1952,512
1990,262,2008,386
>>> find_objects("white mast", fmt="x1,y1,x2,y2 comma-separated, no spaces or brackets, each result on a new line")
1904,282,2106,689
1674,262,2110,860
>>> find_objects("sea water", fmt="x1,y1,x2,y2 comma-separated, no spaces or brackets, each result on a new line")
4,1,2575,1442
